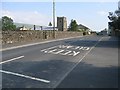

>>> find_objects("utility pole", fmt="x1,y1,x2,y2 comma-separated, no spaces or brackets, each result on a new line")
53,0,55,38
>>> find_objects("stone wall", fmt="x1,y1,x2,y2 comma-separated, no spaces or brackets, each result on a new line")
2,30,83,44
55,31,83,39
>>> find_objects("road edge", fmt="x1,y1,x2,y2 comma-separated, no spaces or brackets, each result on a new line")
1,36,84,51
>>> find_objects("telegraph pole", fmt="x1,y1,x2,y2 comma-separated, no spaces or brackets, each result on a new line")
53,0,55,38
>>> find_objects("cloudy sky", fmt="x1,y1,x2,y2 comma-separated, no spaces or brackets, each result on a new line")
1,0,119,31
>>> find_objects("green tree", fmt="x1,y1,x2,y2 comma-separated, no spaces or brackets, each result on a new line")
48,22,52,27
109,17,120,30
114,17,120,30
68,19,78,31
2,16,16,31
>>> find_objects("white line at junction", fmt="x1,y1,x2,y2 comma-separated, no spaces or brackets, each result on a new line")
0,56,24,64
0,70,50,83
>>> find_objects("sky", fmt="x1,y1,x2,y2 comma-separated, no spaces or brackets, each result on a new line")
1,0,119,31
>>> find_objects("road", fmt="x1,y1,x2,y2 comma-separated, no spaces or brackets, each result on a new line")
0,35,119,88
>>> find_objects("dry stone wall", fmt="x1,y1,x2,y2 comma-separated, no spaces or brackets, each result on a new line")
2,30,83,44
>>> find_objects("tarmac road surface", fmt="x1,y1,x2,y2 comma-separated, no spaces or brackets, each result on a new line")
1,35,119,88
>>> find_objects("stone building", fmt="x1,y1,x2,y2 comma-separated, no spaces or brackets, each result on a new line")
57,17,67,31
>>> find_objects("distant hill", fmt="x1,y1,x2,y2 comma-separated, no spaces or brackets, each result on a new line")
14,22,44,29
14,23,51,30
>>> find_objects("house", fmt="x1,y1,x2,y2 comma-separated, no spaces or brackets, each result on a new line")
78,24,91,34
17,26,29,31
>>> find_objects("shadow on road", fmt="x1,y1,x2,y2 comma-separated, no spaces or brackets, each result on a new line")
2,58,119,88
57,61,119,88
64,36,119,48
2,59,74,88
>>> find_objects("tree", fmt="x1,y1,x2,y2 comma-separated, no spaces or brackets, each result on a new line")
114,17,120,30
2,16,16,31
48,22,52,27
68,19,78,31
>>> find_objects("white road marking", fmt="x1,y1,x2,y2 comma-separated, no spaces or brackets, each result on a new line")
42,48,81,57
74,46,80,49
0,70,50,83
69,51,80,56
41,45,59,52
54,50,65,54
53,37,104,88
0,56,24,64
59,45,73,49
41,44,90,57
76,37,103,63
60,50,72,56
48,49,58,53
80,47,90,51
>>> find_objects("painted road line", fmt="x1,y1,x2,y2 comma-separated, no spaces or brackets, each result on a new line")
0,56,24,64
41,44,90,57
53,37,104,88
0,70,50,83
1,36,83,51
41,45,59,52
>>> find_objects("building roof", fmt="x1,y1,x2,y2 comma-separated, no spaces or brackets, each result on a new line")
78,24,90,30
43,27,58,30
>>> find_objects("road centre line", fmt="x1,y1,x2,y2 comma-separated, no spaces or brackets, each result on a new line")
54,37,104,88
0,70,50,83
0,56,24,64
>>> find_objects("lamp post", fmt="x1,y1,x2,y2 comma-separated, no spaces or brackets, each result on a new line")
53,0,55,38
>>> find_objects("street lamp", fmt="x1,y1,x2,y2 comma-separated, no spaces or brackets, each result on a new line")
53,0,55,38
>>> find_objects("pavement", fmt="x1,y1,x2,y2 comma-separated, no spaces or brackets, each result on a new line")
0,35,119,88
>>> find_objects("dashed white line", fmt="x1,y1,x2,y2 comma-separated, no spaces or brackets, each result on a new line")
0,70,50,83
0,56,24,64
